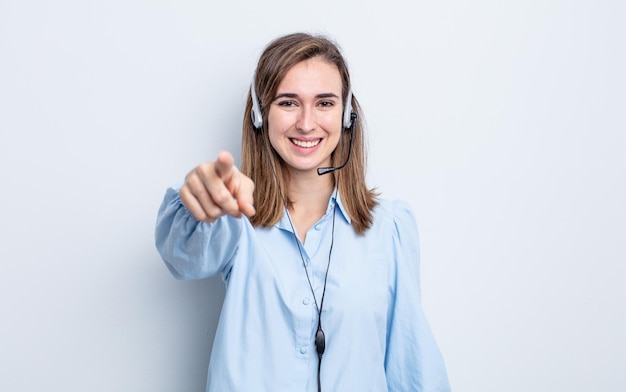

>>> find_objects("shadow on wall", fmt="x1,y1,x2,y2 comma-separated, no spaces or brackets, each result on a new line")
156,272,226,389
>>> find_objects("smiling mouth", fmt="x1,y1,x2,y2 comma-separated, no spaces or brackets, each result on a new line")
290,138,321,148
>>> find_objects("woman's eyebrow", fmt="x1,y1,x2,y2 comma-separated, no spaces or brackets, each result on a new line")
316,93,340,99
273,93,299,101
273,92,340,101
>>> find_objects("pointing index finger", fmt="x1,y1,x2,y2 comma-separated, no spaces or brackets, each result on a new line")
214,151,236,180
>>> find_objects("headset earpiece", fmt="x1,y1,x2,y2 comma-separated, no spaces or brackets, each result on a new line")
250,80,263,130
342,89,354,129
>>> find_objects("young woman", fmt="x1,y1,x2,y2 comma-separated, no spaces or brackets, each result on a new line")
156,32,451,392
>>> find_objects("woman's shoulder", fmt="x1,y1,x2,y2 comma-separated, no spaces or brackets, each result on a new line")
373,197,416,218
371,197,418,231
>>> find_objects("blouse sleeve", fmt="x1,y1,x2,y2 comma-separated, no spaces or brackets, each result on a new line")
385,201,451,391
154,186,243,280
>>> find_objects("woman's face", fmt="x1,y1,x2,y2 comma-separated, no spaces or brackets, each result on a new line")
267,57,344,176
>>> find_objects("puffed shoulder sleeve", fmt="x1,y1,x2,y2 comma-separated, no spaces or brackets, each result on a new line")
385,201,451,391
154,186,243,280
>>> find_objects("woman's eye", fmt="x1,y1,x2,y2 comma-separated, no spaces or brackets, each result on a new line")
277,100,296,107
319,101,335,108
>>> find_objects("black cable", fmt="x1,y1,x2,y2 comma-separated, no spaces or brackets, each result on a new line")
260,124,343,392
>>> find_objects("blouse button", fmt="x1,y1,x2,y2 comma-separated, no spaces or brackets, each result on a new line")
303,297,310,305
314,224,321,231
299,346,307,354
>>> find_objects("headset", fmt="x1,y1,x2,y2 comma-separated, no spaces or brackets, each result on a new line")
250,78,355,131
250,75,357,176
251,76,354,392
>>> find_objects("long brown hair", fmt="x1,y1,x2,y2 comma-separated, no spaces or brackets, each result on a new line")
241,32,378,235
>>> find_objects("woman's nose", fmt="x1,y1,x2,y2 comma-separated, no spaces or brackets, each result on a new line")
296,106,316,132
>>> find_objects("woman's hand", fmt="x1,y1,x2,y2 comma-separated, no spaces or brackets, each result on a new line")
180,151,255,222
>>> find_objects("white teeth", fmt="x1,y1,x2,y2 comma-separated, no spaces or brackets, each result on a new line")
291,139,320,148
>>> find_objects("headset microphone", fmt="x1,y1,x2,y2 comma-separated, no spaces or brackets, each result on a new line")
317,111,357,176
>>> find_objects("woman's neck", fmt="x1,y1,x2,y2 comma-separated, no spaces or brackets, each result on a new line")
286,169,335,242
287,168,334,205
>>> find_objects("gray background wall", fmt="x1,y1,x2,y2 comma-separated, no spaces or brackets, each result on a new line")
1,0,624,391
